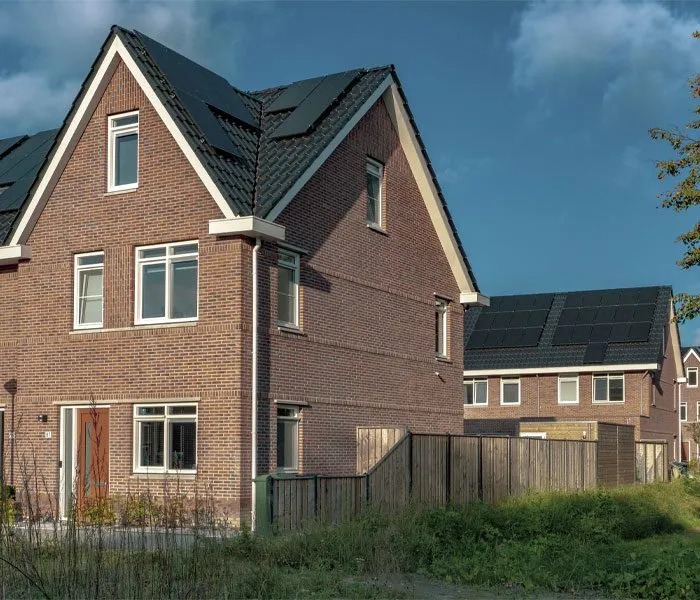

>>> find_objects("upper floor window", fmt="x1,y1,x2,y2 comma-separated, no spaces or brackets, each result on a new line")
366,158,383,228
558,375,579,404
435,298,449,358
681,402,688,422
593,373,624,403
501,377,521,405
108,112,139,191
133,403,197,473
74,252,104,329
687,367,698,388
135,241,198,325
464,379,488,406
278,250,300,329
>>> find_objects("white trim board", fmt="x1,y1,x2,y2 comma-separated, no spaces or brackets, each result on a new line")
464,363,659,377
10,33,235,247
0,245,31,265
684,347,700,363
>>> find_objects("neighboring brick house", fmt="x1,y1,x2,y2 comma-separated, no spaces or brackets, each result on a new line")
680,347,700,460
0,27,487,523
462,286,684,460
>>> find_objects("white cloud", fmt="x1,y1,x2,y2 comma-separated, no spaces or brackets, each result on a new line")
0,0,264,137
511,1,700,125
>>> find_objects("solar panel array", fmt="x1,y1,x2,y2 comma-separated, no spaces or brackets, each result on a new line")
0,136,27,160
551,288,659,347
136,31,258,158
466,294,554,350
271,70,362,139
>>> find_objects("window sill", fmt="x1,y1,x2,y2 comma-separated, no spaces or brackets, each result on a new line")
104,187,138,197
366,223,388,236
278,325,306,336
500,403,521,407
464,404,489,408
436,356,452,364
70,322,198,335
130,472,197,481
592,400,625,404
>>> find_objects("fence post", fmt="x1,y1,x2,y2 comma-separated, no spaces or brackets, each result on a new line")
478,436,483,501
313,475,318,518
365,472,370,506
446,433,452,505
408,432,413,500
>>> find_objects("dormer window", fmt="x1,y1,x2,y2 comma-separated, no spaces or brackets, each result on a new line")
366,158,383,228
108,112,139,191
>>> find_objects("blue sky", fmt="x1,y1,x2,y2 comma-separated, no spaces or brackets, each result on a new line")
0,0,698,343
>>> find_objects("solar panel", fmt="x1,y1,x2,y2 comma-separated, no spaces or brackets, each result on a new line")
0,129,55,184
466,330,488,349
502,329,524,347
558,309,577,326
178,91,241,158
136,31,257,129
571,325,592,344
0,135,27,160
594,306,616,323
600,291,621,306
583,342,608,364
271,70,362,139
628,322,652,342
590,324,612,343
527,310,548,327
609,323,630,342
499,296,518,311
552,326,573,345
614,305,635,322
266,76,325,113
492,312,512,329
637,288,659,304
485,330,506,348
619,289,640,305
509,312,529,327
577,307,596,324
522,327,544,346
633,304,655,322
0,175,35,212
474,312,495,330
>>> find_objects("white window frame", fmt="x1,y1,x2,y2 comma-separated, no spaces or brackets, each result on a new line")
134,241,199,325
73,251,104,330
133,403,197,474
366,158,383,228
435,298,449,358
687,367,698,388
697,401,700,423
500,377,521,405
681,402,688,422
277,250,300,329
464,379,488,406
108,111,139,192
558,375,579,405
592,374,625,403
277,405,300,473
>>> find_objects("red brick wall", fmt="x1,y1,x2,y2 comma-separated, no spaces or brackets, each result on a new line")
0,61,466,518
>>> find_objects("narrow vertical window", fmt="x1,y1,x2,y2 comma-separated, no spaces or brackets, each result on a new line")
108,112,139,191
435,298,449,358
278,250,300,328
135,242,198,324
687,367,698,388
681,402,688,422
366,158,383,228
277,406,299,472
74,252,104,329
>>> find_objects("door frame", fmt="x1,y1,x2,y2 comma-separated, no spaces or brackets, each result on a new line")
59,404,110,519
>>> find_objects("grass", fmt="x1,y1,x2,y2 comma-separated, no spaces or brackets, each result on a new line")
2,480,700,598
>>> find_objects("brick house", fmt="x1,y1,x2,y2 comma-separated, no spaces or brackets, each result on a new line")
0,27,487,523
681,347,700,460
462,286,684,460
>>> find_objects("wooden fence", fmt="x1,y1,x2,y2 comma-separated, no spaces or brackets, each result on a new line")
262,433,598,531
635,442,668,484
356,426,407,473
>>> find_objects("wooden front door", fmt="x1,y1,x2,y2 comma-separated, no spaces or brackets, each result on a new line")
76,408,109,511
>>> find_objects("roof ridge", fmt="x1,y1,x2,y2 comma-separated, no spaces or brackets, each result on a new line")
486,285,671,299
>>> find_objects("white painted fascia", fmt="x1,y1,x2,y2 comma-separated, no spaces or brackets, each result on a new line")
463,363,659,377
265,74,393,224
209,216,285,241
683,347,700,363
677,377,688,384
0,245,31,265
10,33,235,247
382,82,477,297
461,292,490,307
668,298,685,379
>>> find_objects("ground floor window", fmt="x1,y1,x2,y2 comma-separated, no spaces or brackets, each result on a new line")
464,379,488,406
593,374,624,403
277,406,300,472
133,404,197,473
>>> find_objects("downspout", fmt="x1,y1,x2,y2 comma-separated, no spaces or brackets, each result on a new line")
640,371,649,417
678,380,682,462
536,374,540,418
251,238,262,532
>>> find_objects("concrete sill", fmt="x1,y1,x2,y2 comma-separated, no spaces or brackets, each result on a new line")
70,322,198,335
277,325,306,336
436,356,452,364
366,223,388,236
130,473,197,481
104,188,138,197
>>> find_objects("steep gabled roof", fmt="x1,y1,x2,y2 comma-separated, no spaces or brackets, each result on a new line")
464,286,673,372
3,26,479,293
0,130,57,244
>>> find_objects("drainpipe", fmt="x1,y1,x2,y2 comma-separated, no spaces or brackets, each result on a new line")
251,238,261,532
536,374,540,418
678,380,682,462
640,371,649,417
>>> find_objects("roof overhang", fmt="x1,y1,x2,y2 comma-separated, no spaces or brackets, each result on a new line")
461,292,490,307
464,363,660,377
209,216,285,241
683,347,700,363
668,297,685,379
0,244,31,265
